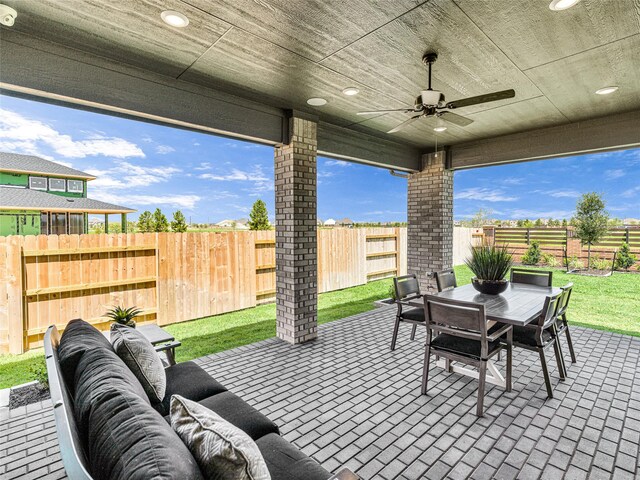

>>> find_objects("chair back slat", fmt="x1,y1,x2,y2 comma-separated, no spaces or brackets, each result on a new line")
510,268,553,287
538,292,563,330
434,269,457,292
394,274,420,300
556,283,573,316
424,295,486,335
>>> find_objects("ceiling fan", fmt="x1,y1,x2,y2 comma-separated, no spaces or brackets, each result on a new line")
357,53,515,134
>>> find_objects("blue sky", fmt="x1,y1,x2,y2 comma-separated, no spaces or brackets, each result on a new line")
1,94,638,223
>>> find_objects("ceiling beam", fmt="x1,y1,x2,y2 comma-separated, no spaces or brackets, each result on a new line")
0,30,422,172
449,110,640,170
318,122,422,172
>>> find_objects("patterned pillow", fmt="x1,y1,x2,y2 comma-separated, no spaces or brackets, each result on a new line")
171,395,271,480
110,324,166,404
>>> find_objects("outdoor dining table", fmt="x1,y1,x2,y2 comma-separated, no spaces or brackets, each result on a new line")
407,282,562,388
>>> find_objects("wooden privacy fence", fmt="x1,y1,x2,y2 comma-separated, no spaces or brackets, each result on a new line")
486,226,640,265
0,228,409,354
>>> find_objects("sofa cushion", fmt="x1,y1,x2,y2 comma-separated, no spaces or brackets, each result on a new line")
156,361,228,415
57,319,113,391
74,348,150,441
256,433,331,480
171,395,271,480
111,324,166,403
198,391,279,440
73,348,203,480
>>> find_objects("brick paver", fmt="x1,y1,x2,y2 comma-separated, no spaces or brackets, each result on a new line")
1,306,640,479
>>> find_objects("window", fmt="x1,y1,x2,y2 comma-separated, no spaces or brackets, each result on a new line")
69,213,84,235
50,213,67,235
67,179,84,193
40,212,49,235
29,177,47,190
49,178,66,192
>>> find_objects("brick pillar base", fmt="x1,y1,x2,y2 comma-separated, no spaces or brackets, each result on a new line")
407,151,454,292
274,115,318,344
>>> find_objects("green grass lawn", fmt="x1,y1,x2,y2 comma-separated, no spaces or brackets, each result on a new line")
1,268,639,389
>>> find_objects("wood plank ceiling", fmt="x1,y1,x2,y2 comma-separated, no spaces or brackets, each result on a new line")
3,0,639,149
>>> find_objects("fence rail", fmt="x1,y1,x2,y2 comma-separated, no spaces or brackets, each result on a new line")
488,226,640,265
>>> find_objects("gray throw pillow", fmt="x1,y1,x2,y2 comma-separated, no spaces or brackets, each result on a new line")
171,395,271,480
110,324,166,404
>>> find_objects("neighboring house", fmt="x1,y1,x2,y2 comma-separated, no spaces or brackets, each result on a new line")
215,219,249,229
0,152,135,236
337,217,354,227
324,218,336,227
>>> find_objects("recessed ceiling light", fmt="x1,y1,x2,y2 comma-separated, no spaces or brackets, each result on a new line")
307,97,327,106
549,0,580,11
595,86,619,95
161,10,189,28
342,87,359,96
434,126,447,132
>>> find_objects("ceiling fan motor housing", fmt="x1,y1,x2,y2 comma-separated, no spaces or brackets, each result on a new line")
420,90,444,106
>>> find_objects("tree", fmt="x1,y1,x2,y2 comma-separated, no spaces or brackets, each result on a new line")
522,241,542,265
562,219,568,227
171,210,188,233
574,192,609,269
248,200,270,230
137,211,154,233
534,218,543,227
152,208,169,232
615,243,637,271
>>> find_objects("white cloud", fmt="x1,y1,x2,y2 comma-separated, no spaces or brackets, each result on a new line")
194,162,212,171
622,186,640,198
0,108,145,159
156,145,175,154
92,191,200,210
501,177,524,185
318,171,334,178
604,169,625,180
454,188,518,202
324,160,351,167
86,161,180,189
508,209,574,219
199,165,273,195
539,189,581,198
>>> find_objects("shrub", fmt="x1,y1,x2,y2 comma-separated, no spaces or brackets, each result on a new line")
30,357,49,390
388,283,397,300
105,305,141,328
522,241,542,265
590,255,612,271
541,252,559,267
616,243,637,271
566,256,584,270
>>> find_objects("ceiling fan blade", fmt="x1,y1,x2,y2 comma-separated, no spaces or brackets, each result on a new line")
446,89,515,109
439,111,474,127
357,108,415,115
387,115,422,134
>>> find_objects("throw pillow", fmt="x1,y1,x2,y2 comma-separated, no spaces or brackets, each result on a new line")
110,323,166,403
170,395,271,480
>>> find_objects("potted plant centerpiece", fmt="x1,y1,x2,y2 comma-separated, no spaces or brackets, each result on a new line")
465,243,513,295
105,305,141,328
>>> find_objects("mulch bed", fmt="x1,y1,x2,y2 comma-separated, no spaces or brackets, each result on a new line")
9,383,50,409
567,268,613,277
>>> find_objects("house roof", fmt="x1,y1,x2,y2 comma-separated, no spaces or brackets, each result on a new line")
0,152,96,180
0,187,134,214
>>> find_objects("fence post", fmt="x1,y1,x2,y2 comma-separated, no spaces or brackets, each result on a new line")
626,227,630,244
7,236,24,354
483,225,495,246
526,229,530,245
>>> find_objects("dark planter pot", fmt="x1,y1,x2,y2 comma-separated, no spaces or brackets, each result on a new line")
471,278,509,295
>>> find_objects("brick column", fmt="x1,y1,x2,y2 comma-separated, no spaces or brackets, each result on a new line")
407,151,454,292
274,115,318,344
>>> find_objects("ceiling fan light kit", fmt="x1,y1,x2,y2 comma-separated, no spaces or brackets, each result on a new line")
357,52,516,134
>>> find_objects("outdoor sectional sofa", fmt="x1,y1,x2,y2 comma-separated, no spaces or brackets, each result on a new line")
44,319,356,480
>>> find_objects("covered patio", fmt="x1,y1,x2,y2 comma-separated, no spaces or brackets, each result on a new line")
2,306,640,479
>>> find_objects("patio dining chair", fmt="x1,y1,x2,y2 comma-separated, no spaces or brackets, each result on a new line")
511,291,565,399
421,295,513,417
553,283,576,365
434,269,457,292
391,274,425,351
510,267,553,287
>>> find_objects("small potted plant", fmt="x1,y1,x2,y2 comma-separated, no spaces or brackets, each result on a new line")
465,243,513,295
105,305,141,328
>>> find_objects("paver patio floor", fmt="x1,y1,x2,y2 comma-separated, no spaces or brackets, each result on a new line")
1,305,639,479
